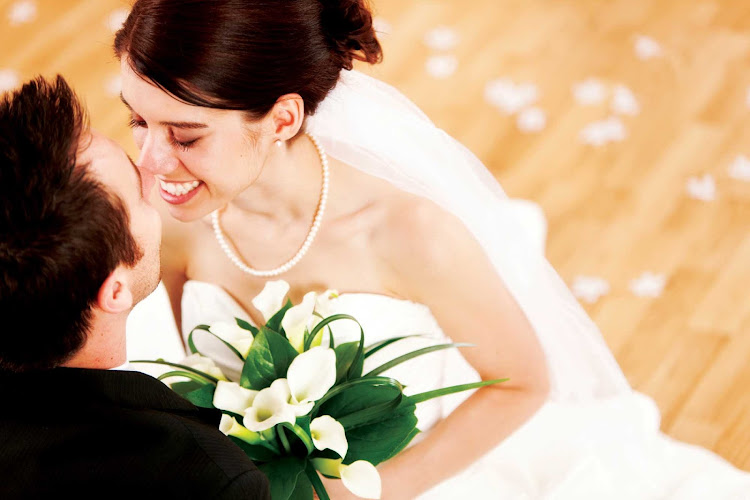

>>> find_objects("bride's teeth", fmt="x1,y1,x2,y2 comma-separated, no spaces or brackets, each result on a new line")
159,179,201,196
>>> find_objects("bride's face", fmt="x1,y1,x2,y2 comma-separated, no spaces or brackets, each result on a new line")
119,58,264,222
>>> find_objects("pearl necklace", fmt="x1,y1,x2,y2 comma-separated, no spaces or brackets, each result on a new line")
211,134,329,277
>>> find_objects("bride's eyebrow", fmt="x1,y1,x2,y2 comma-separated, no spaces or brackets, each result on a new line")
119,93,209,130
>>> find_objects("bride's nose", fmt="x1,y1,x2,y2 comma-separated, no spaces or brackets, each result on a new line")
137,132,179,176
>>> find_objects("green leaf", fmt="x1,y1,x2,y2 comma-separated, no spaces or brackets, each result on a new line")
313,376,404,413
336,391,403,430
305,462,330,500
241,327,299,390
306,314,358,351
157,370,211,386
267,299,294,334
259,457,307,500
316,382,418,465
236,317,259,337
170,380,204,397
279,422,314,455
405,378,509,405
187,324,211,354
333,342,360,384
130,359,219,383
363,334,426,359
229,436,280,462
288,471,313,500
183,383,216,408
364,343,474,377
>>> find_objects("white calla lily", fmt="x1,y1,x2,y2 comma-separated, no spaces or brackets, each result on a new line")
213,380,258,415
310,415,348,459
315,289,339,317
287,346,337,407
243,379,296,432
219,414,262,444
281,291,317,352
311,458,382,499
209,322,254,357
340,461,382,499
181,353,227,381
251,280,290,322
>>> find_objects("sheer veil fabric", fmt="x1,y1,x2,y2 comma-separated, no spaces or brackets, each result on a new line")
307,70,630,402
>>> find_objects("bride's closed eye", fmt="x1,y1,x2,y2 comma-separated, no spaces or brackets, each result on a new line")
127,116,199,152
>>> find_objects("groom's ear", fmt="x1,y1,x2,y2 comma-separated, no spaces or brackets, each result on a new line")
96,267,134,314
270,93,304,140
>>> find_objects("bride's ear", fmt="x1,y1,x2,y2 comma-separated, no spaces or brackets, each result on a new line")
270,93,305,141
96,267,134,314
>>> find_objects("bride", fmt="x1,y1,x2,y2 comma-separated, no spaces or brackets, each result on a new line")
115,0,750,498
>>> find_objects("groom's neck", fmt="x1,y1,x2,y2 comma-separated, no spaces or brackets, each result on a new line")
62,310,128,370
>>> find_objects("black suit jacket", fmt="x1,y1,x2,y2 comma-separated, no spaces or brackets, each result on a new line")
0,367,270,499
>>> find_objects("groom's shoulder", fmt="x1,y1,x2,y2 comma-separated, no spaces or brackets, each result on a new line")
0,368,270,499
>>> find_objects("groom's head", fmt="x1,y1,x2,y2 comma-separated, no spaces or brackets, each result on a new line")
0,76,162,373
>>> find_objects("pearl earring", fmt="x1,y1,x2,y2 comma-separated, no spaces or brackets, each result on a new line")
275,139,283,148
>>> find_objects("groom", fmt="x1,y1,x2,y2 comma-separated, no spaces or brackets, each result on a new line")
0,76,269,499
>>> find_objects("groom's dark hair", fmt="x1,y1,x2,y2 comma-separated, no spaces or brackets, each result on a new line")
0,76,141,373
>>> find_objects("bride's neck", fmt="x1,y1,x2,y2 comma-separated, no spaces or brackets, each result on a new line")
227,133,325,227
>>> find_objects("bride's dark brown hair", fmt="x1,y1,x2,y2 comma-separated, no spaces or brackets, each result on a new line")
114,0,382,118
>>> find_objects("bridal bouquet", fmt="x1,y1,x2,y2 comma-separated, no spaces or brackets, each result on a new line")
136,281,505,500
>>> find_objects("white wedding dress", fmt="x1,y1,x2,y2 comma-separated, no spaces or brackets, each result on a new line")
126,279,750,499
123,70,750,498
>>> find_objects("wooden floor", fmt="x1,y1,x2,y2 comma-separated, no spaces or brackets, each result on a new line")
1,0,749,470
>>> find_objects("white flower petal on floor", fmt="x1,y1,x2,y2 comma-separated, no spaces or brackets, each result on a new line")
8,0,36,26
425,55,458,79
424,26,459,51
634,35,663,60
579,117,627,146
573,78,607,106
571,276,611,304
485,78,539,115
0,69,20,92
104,75,122,97
106,8,130,33
372,17,392,36
685,174,716,201
728,155,750,182
517,107,547,133
611,85,641,116
629,272,667,298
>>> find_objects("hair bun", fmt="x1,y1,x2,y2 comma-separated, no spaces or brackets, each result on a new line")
319,0,383,70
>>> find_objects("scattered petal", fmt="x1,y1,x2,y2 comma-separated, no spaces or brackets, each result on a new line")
634,35,663,60
517,107,547,133
728,155,750,182
252,280,290,323
372,17,392,36
310,415,349,459
685,174,716,201
0,69,20,93
8,0,36,26
629,272,667,298
104,75,122,97
611,85,640,116
425,55,458,79
573,78,607,106
579,117,627,146
484,78,539,115
106,8,129,33
340,461,382,499
571,276,610,304
213,380,258,414
424,26,459,51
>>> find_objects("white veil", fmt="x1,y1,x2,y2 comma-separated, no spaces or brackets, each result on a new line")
307,70,630,402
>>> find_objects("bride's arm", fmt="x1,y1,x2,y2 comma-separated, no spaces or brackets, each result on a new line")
350,201,549,499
